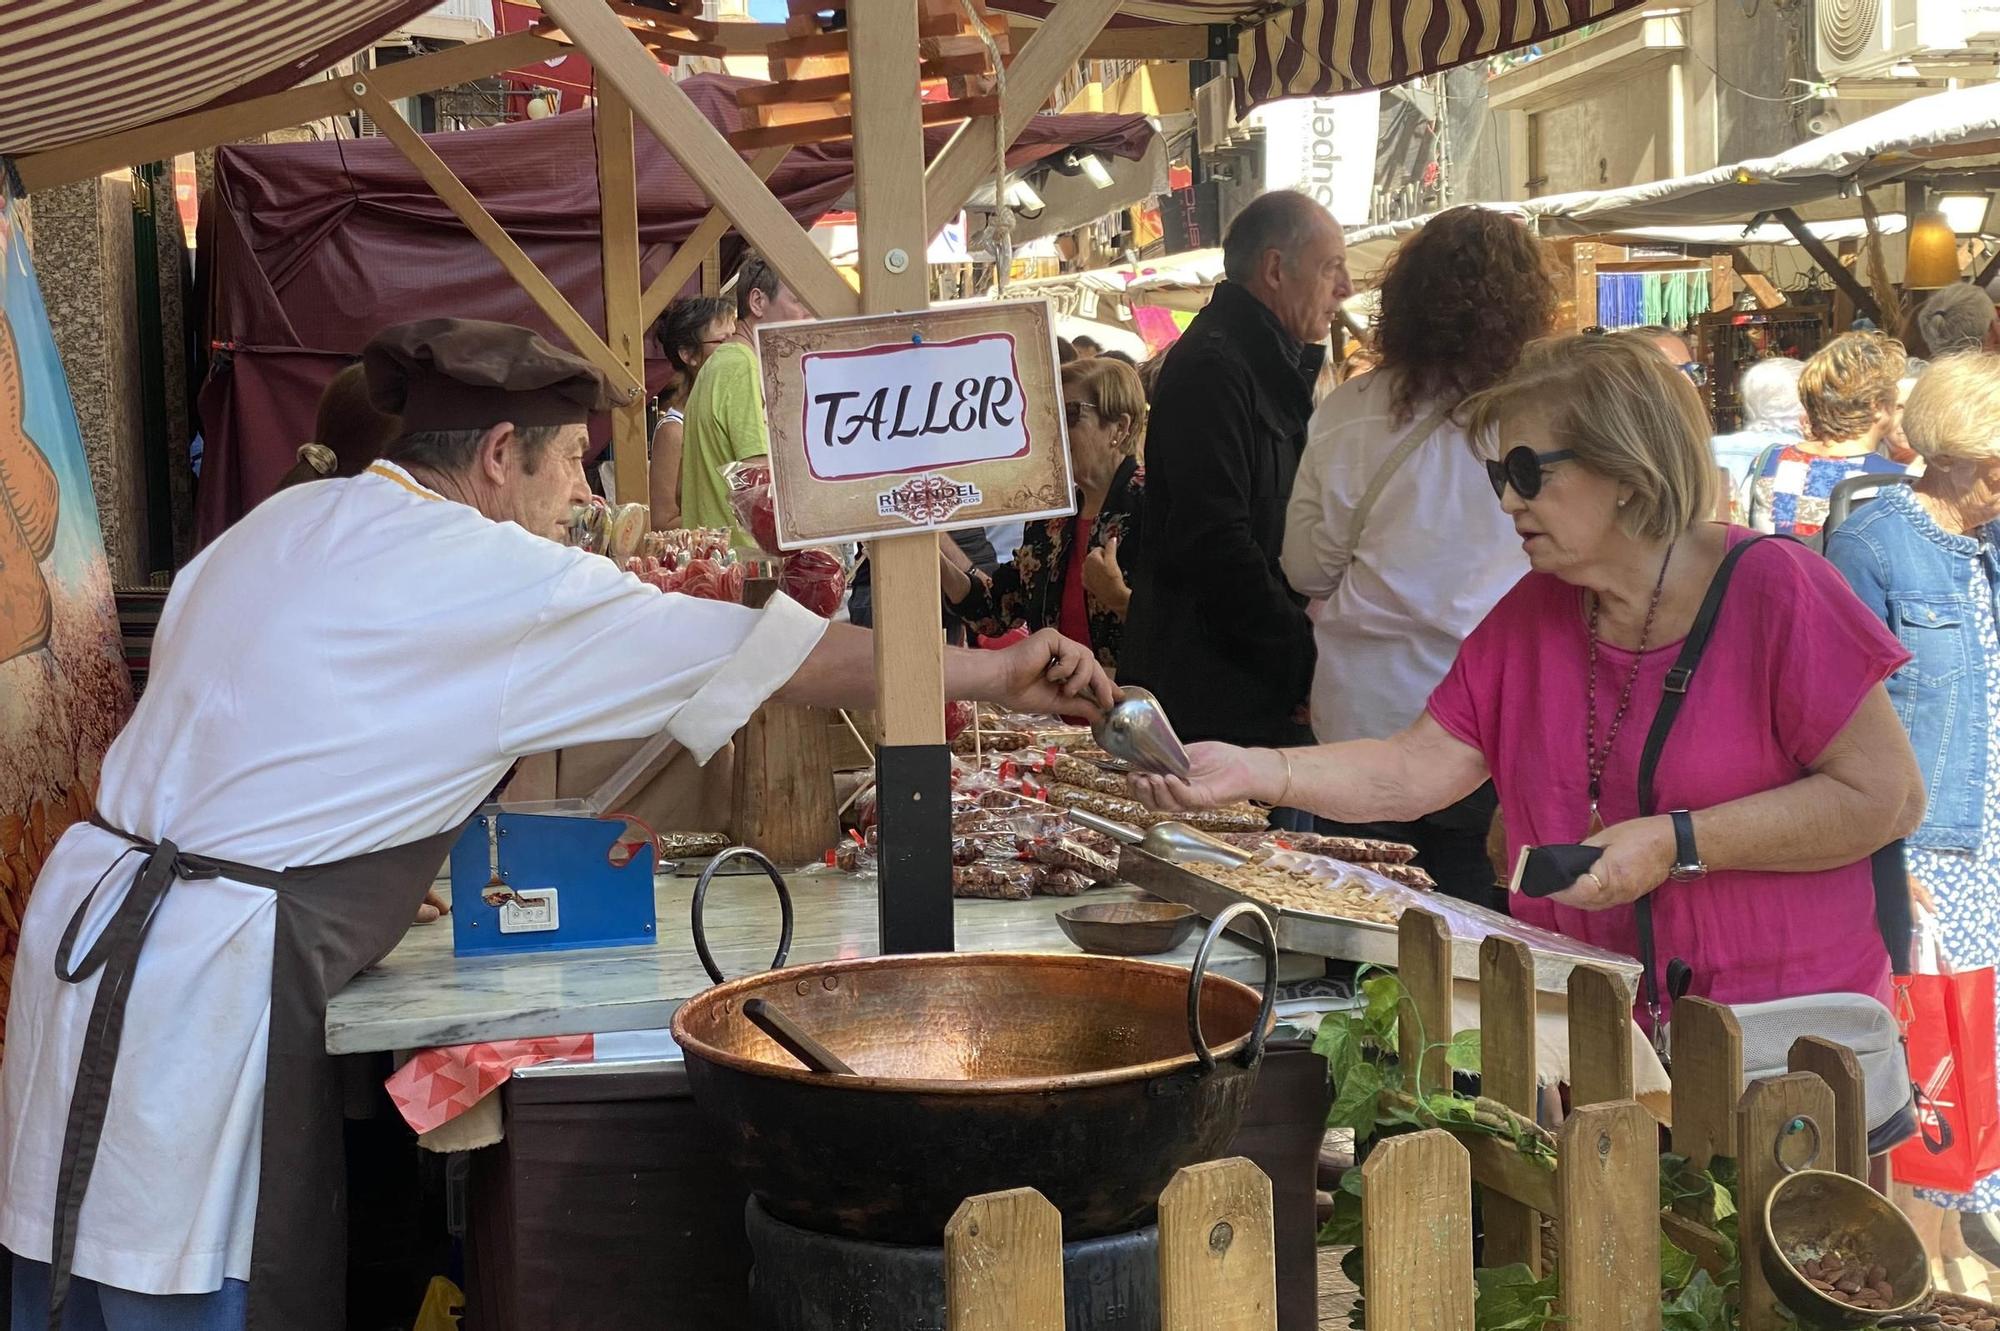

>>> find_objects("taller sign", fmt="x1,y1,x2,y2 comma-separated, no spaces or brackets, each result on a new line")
757,298,1074,547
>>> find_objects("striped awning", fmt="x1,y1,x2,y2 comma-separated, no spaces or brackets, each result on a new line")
0,0,438,160
993,0,1648,109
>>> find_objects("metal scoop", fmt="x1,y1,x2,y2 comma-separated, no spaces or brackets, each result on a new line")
1093,685,1192,779
1066,809,1253,868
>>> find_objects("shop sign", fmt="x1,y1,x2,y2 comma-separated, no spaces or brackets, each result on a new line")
757,299,1074,547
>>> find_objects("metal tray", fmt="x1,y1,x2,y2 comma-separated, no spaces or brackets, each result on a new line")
1118,847,1641,1000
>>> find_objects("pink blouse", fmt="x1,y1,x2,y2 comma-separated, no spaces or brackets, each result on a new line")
1427,527,1909,1019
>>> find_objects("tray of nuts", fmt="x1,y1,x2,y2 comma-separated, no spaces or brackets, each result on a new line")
1117,846,1640,998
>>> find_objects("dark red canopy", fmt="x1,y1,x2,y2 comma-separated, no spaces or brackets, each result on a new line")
196,74,1152,541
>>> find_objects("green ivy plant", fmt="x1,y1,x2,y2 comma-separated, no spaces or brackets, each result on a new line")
1312,970,1748,1331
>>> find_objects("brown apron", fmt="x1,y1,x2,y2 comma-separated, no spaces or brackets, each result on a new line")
45,815,464,1331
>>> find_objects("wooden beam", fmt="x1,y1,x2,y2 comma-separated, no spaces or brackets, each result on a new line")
640,146,789,324
540,0,859,320
597,85,650,507
924,0,1124,236
16,30,568,194
729,94,1000,151
1729,247,1786,309
353,82,640,398
1773,207,1882,326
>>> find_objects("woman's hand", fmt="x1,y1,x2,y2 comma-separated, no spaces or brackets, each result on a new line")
1130,742,1280,813
1550,815,1676,911
1910,874,1937,916
989,628,1116,720
1082,535,1130,615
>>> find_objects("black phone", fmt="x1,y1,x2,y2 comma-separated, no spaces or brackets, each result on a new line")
1509,843,1605,899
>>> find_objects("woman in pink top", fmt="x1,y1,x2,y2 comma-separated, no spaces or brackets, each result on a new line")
1134,333,1925,1026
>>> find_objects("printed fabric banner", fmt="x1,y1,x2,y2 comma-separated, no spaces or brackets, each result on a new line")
0,182,135,1059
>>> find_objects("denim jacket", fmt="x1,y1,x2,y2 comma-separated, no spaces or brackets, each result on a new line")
1824,484,1997,852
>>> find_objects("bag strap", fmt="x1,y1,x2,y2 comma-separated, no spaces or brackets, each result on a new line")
1632,535,1783,1031
1345,402,1454,554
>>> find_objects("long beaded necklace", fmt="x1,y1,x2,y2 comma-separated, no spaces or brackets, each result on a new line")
1583,541,1677,835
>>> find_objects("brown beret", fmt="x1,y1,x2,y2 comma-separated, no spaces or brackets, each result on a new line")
362,318,622,433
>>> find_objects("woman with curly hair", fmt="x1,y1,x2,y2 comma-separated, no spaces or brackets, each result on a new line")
1748,330,1909,539
1281,205,1557,905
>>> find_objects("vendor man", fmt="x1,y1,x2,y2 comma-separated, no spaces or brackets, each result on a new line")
0,319,1113,1331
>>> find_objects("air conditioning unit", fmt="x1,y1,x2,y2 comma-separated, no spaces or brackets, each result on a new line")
1815,0,2000,80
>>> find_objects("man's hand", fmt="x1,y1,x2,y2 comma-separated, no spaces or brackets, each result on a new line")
1081,535,1129,614
414,887,450,925
1550,815,1675,911
988,628,1116,720
1130,741,1277,813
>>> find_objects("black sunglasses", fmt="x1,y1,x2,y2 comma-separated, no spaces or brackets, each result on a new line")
1063,400,1099,429
1486,446,1577,500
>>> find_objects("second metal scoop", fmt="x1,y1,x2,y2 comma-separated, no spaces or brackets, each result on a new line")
1066,809,1252,868
1093,685,1192,779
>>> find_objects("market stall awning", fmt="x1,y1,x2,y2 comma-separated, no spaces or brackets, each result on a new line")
1343,80,2000,269
0,0,438,158
991,0,1648,107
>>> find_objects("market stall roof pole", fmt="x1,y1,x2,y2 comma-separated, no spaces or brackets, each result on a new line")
922,0,1125,239
1772,207,1883,326
11,29,569,195
852,2,953,954
352,81,643,397
598,83,650,506
640,146,790,325
539,0,860,321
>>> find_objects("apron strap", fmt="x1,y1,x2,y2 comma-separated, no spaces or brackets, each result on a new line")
44,819,286,1331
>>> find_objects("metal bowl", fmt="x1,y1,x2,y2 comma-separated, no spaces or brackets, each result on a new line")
1056,900,1201,956
1762,1166,1932,1327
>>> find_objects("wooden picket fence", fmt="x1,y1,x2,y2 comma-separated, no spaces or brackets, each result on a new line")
944,1156,1278,1331
1368,908,1871,1331
942,906,1871,1329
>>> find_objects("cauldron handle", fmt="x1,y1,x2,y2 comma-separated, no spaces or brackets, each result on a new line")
691,846,795,986
1188,902,1278,1071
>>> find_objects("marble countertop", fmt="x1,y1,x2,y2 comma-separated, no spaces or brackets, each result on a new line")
325,870,1318,1055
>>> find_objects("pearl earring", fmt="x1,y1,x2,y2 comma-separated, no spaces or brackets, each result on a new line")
1617,497,1629,507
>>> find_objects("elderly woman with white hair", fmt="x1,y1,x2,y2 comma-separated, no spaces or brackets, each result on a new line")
1828,351,2000,1274
1712,357,1806,514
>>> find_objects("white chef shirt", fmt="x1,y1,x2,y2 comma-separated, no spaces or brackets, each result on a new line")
0,462,826,1294
1282,373,1527,745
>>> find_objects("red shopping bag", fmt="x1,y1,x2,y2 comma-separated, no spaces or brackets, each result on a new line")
1893,967,2000,1193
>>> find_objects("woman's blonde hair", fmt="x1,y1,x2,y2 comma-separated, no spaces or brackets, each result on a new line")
1798,331,1907,442
1062,357,1148,457
1462,332,1716,542
1901,351,2000,462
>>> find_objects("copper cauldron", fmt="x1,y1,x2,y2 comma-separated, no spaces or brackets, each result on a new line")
672,849,1278,1243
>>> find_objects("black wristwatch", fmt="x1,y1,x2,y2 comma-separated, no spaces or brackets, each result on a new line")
1668,809,1707,882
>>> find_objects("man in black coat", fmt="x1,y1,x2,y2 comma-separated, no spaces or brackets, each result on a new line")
1121,190,1352,749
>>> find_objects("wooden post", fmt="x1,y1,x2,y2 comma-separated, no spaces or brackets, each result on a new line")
1736,1073,1837,1331
353,82,640,398
1567,965,1635,1109
945,1188,1065,1331
1557,1102,1661,1331
1574,242,1600,331
850,1,953,953
1668,997,1742,1172
1789,1037,1868,1181
1478,937,1542,1273
1729,248,1786,309
1158,1158,1277,1331
1708,252,1734,315
1361,1131,1475,1329
596,84,650,507
1396,910,1452,1095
